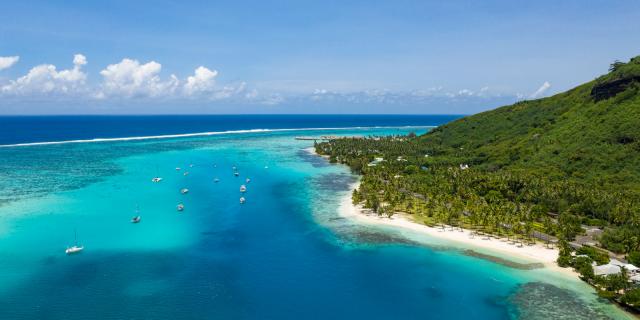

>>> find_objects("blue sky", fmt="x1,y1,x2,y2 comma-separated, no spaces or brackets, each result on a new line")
0,0,639,114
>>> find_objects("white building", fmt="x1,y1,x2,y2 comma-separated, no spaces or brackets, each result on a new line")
593,259,640,277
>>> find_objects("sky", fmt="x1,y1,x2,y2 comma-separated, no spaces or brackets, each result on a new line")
0,0,639,115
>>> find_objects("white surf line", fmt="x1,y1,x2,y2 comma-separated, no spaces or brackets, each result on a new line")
0,125,435,148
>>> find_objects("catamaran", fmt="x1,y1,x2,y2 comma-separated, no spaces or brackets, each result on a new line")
65,230,84,255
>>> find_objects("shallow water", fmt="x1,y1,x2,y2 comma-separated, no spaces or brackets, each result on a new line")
0,126,631,319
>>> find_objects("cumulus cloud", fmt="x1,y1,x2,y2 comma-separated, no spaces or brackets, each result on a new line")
529,81,551,99
0,56,20,70
183,66,218,95
1,54,87,95
99,58,179,98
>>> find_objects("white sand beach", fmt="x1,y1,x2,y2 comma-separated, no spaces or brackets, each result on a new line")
338,181,580,280
305,145,579,279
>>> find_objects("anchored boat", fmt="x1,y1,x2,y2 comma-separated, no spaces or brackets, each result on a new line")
65,230,84,255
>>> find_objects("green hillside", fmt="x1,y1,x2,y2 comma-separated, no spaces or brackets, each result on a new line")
316,55,640,309
316,54,640,255
419,55,640,189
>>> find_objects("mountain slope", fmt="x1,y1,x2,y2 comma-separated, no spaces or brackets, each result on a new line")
419,56,640,190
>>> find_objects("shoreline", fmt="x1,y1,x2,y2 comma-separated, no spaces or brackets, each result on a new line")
337,180,581,280
304,146,577,279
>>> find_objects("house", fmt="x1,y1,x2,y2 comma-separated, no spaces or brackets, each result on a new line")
594,263,623,276
593,259,640,277
459,164,469,170
367,157,385,167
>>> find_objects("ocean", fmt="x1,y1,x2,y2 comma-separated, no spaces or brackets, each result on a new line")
0,115,630,319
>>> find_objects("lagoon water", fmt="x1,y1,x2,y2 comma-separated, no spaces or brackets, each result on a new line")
0,116,631,319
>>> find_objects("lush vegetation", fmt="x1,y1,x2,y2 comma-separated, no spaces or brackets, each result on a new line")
316,56,640,311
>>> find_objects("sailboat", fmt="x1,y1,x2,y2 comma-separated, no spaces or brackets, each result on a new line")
65,229,84,255
152,165,162,182
240,185,247,193
239,197,246,204
131,205,141,223
177,203,184,211
181,188,189,194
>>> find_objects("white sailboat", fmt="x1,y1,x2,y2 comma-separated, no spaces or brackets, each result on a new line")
180,188,189,194
239,197,246,204
177,203,184,211
152,165,162,182
131,205,141,223
240,185,247,193
65,229,84,255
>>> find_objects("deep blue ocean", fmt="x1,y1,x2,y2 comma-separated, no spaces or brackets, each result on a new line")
0,115,460,145
0,115,630,319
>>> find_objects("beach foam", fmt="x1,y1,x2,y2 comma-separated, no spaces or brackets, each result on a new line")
0,125,433,148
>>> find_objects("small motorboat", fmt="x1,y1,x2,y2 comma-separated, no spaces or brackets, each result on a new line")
189,164,194,168
232,166,237,171
240,185,247,193
264,166,269,169
239,197,246,204
214,178,220,183
180,188,189,194
234,172,239,177
245,178,251,183
152,177,163,183
131,216,141,223
183,171,189,176
177,203,184,211
176,167,181,171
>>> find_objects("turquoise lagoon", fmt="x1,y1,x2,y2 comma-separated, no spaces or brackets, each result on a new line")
0,127,632,319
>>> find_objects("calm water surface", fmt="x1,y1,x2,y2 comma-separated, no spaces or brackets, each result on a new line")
0,116,630,319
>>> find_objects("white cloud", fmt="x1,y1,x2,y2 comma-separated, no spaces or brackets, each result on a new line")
1,54,87,95
99,58,178,98
183,66,218,95
0,56,20,70
529,81,551,99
